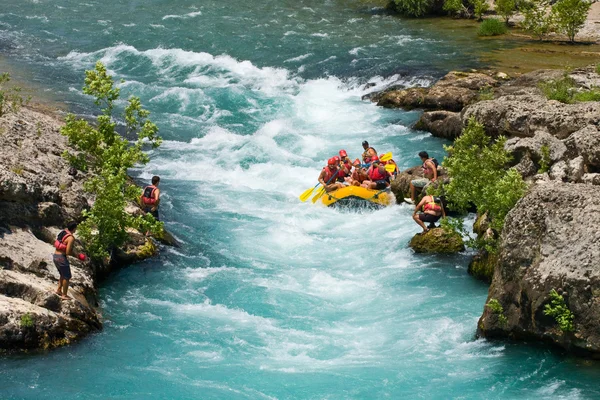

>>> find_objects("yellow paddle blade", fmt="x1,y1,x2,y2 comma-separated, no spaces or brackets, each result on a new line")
385,163,396,173
311,187,326,203
299,187,316,202
380,152,392,162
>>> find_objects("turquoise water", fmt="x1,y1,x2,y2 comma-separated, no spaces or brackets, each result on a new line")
1,1,600,399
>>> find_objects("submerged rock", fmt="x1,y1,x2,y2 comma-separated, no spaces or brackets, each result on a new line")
477,182,600,357
409,227,465,254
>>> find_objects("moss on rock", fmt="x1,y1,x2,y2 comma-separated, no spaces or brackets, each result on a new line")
468,251,497,283
409,227,465,253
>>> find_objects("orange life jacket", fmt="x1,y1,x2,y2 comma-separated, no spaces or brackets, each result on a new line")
423,197,442,213
54,230,72,252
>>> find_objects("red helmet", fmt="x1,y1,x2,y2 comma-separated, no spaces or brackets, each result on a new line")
327,157,337,166
333,156,340,162
353,158,361,165
339,149,347,157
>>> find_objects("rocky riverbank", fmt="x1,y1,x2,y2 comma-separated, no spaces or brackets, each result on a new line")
0,105,173,352
378,64,600,357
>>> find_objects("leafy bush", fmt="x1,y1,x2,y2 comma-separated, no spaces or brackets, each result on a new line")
0,73,30,117
443,0,465,16
496,0,516,24
522,0,555,40
478,86,495,100
544,289,574,332
394,0,433,17
61,61,163,259
538,143,551,173
471,0,490,20
539,75,576,103
572,88,600,102
478,18,508,36
552,0,592,43
20,313,34,328
486,298,508,325
441,118,527,232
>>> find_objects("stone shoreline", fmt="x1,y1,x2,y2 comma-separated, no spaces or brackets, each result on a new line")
0,104,175,352
379,65,600,358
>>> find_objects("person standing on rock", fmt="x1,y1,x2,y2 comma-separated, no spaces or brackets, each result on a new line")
140,176,161,221
53,222,83,300
412,194,445,233
406,151,438,203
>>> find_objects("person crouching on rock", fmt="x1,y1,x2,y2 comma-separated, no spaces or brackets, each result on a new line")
140,175,161,221
319,158,344,192
361,156,390,190
53,222,81,300
413,194,445,234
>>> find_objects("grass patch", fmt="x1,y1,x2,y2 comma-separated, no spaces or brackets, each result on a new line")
20,313,34,328
572,89,600,102
540,76,600,103
478,18,508,36
538,143,551,173
11,165,24,175
544,289,574,332
478,86,495,100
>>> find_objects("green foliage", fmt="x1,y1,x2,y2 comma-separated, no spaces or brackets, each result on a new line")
61,61,163,259
596,64,600,74
544,289,574,332
478,18,507,36
539,75,576,103
393,0,433,16
440,217,467,237
538,143,551,173
572,88,600,102
552,0,592,43
496,0,516,23
470,0,489,20
443,0,467,17
0,73,30,117
521,0,556,40
486,298,508,325
441,118,527,232
11,165,24,175
478,86,495,100
20,313,34,329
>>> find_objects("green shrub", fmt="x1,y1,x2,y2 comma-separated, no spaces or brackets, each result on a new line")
394,0,433,16
539,76,576,103
552,0,592,43
478,86,495,100
496,0,516,24
544,289,574,332
0,73,30,117
596,64,600,74
443,0,465,16
572,88,600,102
522,0,555,40
441,118,527,233
61,62,163,259
486,299,508,325
471,0,490,20
478,18,508,36
20,313,34,329
538,143,551,173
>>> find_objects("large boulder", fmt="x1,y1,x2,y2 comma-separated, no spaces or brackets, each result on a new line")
414,110,463,139
409,227,465,253
477,182,600,357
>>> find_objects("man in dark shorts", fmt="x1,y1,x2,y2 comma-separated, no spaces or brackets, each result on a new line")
53,222,78,300
412,194,446,233
140,176,161,220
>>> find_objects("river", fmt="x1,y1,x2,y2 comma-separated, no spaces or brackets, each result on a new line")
1,0,599,398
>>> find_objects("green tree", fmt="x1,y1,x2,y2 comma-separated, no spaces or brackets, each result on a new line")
521,0,555,40
470,0,489,20
496,0,516,24
443,0,466,17
0,73,30,117
61,61,163,259
552,0,592,43
441,118,527,232
394,0,433,17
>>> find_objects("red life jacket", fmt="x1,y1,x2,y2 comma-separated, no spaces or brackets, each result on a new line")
423,197,442,213
368,165,388,182
142,185,157,205
322,166,337,183
337,161,351,179
54,230,72,252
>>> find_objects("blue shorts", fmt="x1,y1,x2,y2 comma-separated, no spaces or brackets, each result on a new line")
53,254,71,280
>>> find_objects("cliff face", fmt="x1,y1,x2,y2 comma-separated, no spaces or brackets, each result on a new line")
477,182,600,358
0,106,162,351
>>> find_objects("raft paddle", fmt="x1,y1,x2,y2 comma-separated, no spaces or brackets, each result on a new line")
379,152,392,162
385,163,396,173
299,182,321,202
311,169,340,204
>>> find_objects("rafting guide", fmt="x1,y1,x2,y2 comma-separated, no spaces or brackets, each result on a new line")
53,222,86,301
140,176,161,221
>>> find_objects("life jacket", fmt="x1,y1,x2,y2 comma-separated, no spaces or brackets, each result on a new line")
352,169,367,183
142,185,157,205
368,165,388,182
54,230,72,252
422,158,439,176
362,147,377,163
423,196,442,213
337,160,352,180
322,166,337,183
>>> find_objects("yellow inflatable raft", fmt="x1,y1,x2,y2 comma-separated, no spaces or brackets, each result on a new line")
320,185,393,208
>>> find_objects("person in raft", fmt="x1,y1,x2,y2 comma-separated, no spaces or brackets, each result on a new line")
361,140,377,163
336,150,353,185
406,151,438,203
140,175,161,220
348,159,368,186
379,153,398,180
53,222,85,300
318,157,345,192
413,193,445,233
361,155,391,190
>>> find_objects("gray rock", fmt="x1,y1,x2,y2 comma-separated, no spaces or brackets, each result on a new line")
415,110,462,139
564,125,600,169
477,182,600,357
